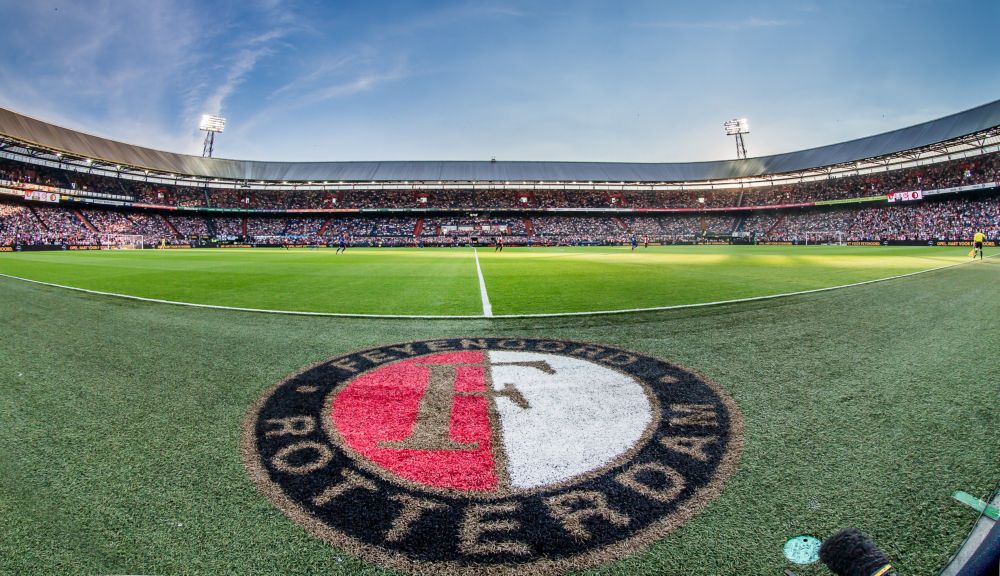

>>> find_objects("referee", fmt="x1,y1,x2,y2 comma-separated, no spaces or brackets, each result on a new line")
973,231,985,260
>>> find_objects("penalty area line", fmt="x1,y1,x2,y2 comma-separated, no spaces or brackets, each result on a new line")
473,247,493,317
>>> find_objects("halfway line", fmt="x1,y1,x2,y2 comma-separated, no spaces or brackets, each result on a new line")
473,247,493,317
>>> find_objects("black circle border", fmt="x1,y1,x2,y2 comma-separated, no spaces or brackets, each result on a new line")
240,338,744,576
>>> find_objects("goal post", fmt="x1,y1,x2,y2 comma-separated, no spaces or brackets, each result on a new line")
802,230,844,246
101,234,144,250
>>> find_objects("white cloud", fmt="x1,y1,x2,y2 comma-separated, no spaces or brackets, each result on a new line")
0,1,208,152
183,2,303,143
198,45,276,118
269,54,361,99
637,17,796,30
0,0,305,155
299,57,410,104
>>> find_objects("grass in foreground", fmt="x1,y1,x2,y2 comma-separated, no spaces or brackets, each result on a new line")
0,256,997,575
0,245,975,315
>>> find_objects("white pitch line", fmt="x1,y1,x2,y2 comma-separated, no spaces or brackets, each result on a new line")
473,247,494,317
0,253,993,320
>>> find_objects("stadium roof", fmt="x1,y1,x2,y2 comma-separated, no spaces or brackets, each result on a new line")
1,100,999,184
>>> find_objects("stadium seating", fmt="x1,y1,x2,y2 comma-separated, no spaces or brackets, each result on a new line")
2,195,998,247
1,150,998,247
2,151,998,211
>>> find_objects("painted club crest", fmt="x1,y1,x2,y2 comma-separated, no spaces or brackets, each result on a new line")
242,338,742,574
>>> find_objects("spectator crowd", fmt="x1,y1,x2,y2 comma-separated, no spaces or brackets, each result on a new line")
2,143,999,249
2,195,998,247
2,151,999,211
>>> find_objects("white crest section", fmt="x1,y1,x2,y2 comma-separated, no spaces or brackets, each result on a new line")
487,351,652,490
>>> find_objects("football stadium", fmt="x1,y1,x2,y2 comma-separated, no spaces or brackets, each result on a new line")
2,4,999,576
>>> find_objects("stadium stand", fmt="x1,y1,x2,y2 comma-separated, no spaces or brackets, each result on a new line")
4,193,998,247
752,196,1000,242
1,123,998,248
3,151,999,210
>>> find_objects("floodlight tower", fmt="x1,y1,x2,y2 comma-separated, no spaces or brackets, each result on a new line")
199,114,226,157
724,118,750,159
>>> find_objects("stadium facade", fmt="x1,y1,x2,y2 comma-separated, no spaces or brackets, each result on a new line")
1,100,999,187
0,102,999,249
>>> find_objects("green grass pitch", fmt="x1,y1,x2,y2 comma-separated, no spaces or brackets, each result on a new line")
0,246,997,575
0,245,974,315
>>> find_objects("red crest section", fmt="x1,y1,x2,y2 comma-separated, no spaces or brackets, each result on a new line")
331,351,498,491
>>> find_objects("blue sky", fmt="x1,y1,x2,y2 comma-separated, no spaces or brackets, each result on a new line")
0,0,997,163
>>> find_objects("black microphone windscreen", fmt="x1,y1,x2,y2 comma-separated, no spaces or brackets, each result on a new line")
819,528,894,576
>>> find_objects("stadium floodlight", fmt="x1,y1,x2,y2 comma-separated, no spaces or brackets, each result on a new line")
199,115,226,157
199,115,226,133
723,118,749,135
723,118,750,159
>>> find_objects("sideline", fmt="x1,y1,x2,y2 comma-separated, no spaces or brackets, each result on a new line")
472,247,493,317
0,254,995,320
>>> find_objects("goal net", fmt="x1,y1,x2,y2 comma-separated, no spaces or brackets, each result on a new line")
802,230,844,246
102,234,144,250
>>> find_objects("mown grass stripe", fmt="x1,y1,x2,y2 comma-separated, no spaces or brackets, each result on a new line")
0,253,992,319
